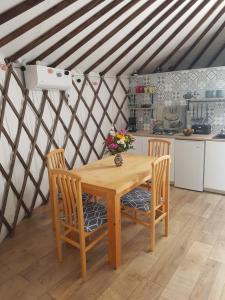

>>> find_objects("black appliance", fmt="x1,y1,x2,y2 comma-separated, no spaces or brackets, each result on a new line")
192,124,211,134
127,117,137,132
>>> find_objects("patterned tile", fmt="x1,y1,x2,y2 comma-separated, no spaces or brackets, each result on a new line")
130,66,225,131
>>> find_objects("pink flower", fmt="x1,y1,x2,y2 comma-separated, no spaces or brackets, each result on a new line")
118,128,127,134
109,143,118,149
105,135,113,145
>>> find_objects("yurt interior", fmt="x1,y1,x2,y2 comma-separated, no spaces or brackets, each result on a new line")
1,1,225,299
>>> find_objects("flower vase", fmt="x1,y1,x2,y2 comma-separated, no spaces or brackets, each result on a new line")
114,153,123,167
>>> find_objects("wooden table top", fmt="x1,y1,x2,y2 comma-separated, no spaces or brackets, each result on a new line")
76,153,154,195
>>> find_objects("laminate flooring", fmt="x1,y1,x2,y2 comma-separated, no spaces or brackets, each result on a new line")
0,187,225,300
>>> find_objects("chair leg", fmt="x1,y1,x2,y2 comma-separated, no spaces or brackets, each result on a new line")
50,197,56,231
55,223,63,262
80,235,87,278
133,210,137,224
165,213,169,237
80,250,87,279
149,214,155,252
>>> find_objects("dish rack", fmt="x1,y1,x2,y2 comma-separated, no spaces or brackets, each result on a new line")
186,99,225,127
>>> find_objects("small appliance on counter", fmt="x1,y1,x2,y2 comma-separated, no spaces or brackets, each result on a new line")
192,124,211,134
127,117,137,132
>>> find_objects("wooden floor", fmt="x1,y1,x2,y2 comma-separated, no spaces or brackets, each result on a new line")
1,187,225,300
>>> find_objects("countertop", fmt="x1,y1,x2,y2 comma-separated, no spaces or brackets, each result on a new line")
132,130,225,142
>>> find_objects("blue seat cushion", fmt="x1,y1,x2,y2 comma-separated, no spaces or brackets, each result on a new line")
82,192,90,203
121,188,151,212
83,202,107,232
61,202,107,233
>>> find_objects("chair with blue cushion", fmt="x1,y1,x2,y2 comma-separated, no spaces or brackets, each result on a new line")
143,139,171,190
46,148,92,229
121,155,170,251
51,169,108,278
148,139,171,157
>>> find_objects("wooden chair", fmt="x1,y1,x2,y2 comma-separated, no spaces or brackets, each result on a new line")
121,155,170,251
46,148,66,170
46,149,90,229
46,149,66,229
51,169,108,278
148,138,171,157
144,139,171,190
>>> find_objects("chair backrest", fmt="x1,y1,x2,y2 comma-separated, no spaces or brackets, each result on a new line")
148,139,171,157
46,148,66,170
151,155,170,209
51,169,84,231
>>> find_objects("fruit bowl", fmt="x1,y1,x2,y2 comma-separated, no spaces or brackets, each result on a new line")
183,128,193,136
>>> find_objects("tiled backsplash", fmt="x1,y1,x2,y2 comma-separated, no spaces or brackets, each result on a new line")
130,66,225,132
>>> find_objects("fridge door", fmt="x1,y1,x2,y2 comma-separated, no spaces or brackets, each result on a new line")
174,140,205,191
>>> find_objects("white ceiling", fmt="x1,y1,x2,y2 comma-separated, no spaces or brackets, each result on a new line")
1,0,225,75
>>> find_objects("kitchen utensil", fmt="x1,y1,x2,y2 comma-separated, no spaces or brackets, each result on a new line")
192,104,194,121
192,102,204,123
206,103,209,123
196,103,199,120
200,103,203,123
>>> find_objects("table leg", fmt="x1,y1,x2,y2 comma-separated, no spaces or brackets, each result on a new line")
107,192,121,269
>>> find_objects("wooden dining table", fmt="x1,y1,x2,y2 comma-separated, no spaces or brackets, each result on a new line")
76,153,154,269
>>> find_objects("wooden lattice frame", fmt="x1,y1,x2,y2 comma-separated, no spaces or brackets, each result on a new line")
0,67,128,238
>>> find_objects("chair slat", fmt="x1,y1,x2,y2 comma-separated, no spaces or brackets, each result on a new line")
121,155,170,251
51,169,108,278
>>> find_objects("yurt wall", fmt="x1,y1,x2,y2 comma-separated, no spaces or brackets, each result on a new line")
0,62,128,242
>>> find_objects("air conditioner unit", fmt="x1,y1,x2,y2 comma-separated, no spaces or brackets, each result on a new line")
24,65,72,90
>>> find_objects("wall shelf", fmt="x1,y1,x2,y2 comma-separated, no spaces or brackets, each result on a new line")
126,93,155,96
187,98,225,102
128,107,154,110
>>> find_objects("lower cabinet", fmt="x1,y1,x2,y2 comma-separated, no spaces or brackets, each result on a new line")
130,136,148,155
130,136,225,193
204,141,225,192
130,135,174,182
174,140,205,191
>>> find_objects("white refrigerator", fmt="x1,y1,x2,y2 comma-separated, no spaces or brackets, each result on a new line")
174,140,205,191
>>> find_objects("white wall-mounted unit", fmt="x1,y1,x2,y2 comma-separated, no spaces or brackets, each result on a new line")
24,65,72,91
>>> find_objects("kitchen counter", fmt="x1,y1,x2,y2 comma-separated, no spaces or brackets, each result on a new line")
174,133,215,141
132,130,175,139
131,130,225,141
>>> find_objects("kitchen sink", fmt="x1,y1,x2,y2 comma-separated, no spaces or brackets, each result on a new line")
213,134,225,139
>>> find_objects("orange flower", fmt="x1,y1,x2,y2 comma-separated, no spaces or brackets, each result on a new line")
116,133,124,139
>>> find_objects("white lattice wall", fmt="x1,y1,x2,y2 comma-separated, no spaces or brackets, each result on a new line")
0,63,129,243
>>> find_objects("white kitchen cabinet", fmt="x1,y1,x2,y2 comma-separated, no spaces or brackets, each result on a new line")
174,140,205,191
129,136,148,155
204,141,225,192
129,135,174,182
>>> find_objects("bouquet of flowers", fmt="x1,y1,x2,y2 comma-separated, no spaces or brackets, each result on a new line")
105,127,135,155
